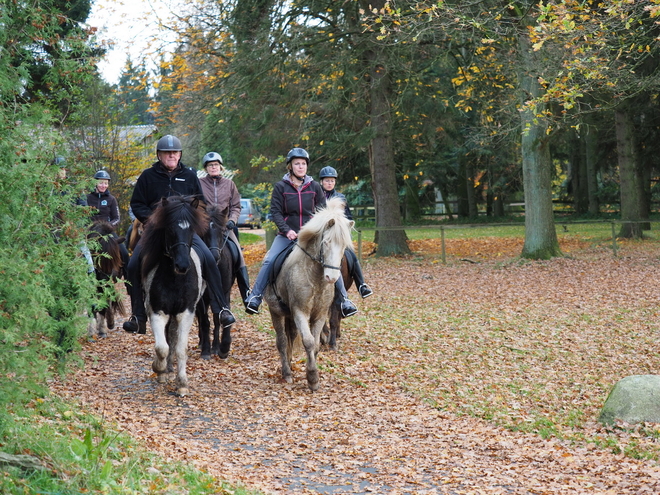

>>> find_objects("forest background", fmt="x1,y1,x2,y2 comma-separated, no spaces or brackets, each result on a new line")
2,0,660,491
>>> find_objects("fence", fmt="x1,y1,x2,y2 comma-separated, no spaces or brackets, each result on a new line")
355,220,653,263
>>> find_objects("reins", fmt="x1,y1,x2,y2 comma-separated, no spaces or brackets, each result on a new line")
208,221,230,259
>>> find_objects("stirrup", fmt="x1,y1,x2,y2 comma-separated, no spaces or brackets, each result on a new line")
358,283,373,299
245,293,262,315
341,299,358,318
219,308,236,328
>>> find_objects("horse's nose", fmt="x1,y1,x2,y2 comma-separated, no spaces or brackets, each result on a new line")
324,273,337,284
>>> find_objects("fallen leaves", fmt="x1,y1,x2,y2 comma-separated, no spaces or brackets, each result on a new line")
50,236,660,494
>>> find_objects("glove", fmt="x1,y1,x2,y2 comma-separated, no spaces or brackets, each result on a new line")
226,220,236,231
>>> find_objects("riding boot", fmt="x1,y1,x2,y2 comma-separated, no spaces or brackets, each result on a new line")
335,277,357,318
122,244,147,334
236,266,251,302
245,266,268,315
346,249,373,298
193,236,236,329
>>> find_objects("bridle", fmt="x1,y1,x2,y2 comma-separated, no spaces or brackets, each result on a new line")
165,240,192,259
208,221,230,259
295,236,341,271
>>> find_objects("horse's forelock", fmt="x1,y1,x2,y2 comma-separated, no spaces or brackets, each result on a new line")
207,205,229,229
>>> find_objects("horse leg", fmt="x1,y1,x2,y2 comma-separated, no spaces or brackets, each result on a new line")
151,313,170,383
174,311,195,397
211,312,220,356
272,313,293,383
328,304,342,351
106,305,115,329
218,322,232,359
166,318,178,374
195,296,212,360
294,311,320,392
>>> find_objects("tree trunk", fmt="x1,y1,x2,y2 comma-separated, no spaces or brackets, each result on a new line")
366,42,410,256
518,29,561,259
584,120,600,215
466,157,478,219
615,107,645,238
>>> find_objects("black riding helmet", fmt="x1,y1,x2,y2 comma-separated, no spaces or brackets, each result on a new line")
286,147,309,165
94,170,111,180
156,135,183,152
319,166,338,179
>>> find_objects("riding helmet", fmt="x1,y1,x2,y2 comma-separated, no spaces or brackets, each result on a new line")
94,170,111,180
203,152,224,168
156,135,183,152
286,147,309,165
319,166,338,179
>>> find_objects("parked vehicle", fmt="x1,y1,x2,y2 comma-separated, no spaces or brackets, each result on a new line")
237,198,262,229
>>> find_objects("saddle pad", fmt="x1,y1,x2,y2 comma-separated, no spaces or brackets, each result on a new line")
268,242,296,286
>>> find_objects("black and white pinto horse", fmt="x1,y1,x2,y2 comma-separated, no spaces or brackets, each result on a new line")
198,204,235,360
140,195,208,397
264,197,354,391
87,221,125,339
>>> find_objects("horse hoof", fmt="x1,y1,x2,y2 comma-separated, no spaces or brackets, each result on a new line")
308,381,320,392
283,375,293,384
218,351,229,360
99,332,107,339
157,374,168,384
201,353,211,361
177,388,189,397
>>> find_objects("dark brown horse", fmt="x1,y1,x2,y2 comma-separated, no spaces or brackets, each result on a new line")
87,221,125,338
321,256,352,350
198,204,235,360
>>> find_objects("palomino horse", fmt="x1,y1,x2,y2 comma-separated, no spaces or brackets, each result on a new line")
198,204,235,360
321,256,352,350
140,195,208,397
87,221,125,338
264,197,355,391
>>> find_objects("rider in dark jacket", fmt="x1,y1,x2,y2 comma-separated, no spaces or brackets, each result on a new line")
87,170,120,227
319,166,373,300
244,148,358,317
122,135,236,334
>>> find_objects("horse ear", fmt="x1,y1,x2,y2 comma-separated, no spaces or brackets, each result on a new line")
348,220,355,230
327,218,335,227
191,197,200,209
161,197,168,208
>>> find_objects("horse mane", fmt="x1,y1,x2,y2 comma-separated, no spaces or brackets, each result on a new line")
207,204,229,231
297,196,354,252
89,221,123,276
141,195,209,278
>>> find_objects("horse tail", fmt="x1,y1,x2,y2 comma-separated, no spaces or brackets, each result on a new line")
128,219,143,252
285,318,303,355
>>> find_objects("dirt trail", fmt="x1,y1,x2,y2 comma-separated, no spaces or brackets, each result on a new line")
54,316,660,495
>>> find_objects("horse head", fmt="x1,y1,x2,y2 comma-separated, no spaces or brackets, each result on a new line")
205,205,230,263
142,195,209,276
297,197,354,285
88,221,125,278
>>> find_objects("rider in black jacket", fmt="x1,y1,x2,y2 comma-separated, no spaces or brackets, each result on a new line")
122,135,236,334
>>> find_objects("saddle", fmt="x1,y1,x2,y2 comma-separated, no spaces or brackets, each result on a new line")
268,242,296,287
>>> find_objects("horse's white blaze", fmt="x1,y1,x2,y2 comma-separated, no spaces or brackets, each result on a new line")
178,219,190,230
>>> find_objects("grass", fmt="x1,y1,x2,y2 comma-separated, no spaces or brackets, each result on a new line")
0,395,262,494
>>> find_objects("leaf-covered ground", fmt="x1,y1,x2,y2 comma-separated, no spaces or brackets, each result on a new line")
53,236,660,494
